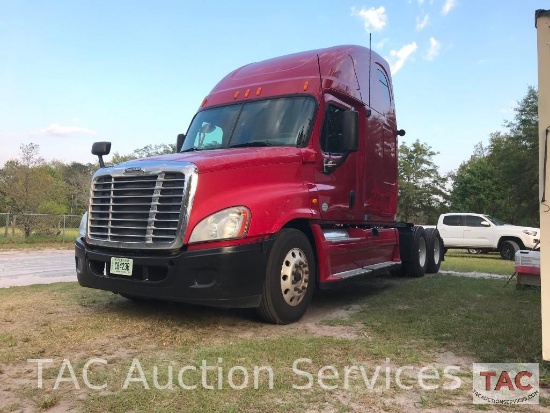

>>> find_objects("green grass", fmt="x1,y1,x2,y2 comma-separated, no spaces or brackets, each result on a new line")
0,240,75,249
0,229,78,248
346,275,545,366
0,274,547,412
441,249,515,275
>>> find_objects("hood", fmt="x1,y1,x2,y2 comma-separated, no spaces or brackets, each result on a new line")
501,224,540,233
116,147,303,173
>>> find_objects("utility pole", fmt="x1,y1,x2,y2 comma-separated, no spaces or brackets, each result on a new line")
535,9,550,361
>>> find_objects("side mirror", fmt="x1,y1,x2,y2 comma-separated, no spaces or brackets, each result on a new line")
481,221,490,227
176,134,185,152
91,142,111,168
342,110,359,152
323,110,359,174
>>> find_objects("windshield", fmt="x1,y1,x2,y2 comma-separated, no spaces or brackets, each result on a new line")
181,96,316,151
484,215,507,226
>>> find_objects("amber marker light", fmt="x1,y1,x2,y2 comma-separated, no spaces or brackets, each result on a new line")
236,208,250,237
256,87,262,96
234,91,240,99
201,98,208,107
245,89,251,98
303,81,309,91
311,198,319,207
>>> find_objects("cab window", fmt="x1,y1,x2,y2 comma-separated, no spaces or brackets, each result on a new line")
443,215,463,226
376,68,392,106
465,215,487,227
321,104,346,153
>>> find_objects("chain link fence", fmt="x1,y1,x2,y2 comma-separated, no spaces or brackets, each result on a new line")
0,213,82,243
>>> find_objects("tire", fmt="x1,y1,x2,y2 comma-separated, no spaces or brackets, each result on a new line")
425,228,443,274
402,226,428,278
257,229,315,324
499,240,519,260
467,248,490,254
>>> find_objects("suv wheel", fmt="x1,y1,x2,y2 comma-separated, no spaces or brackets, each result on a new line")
499,240,519,260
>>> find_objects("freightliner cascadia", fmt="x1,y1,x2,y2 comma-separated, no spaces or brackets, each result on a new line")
75,45,444,324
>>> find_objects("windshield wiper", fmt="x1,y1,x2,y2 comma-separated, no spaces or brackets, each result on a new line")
228,141,274,148
181,147,202,152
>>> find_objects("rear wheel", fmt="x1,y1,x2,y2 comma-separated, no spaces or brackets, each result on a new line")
499,240,519,260
257,229,315,324
402,226,428,278
425,228,443,274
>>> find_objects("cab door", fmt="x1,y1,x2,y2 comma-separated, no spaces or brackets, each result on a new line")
463,215,493,247
314,98,361,221
439,215,465,247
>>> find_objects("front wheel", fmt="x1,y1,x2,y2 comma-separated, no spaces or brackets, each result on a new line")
499,240,519,260
257,229,315,324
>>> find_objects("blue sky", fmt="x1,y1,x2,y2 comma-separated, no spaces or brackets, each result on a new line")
0,1,542,173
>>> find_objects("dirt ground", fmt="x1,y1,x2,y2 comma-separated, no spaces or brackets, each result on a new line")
0,249,547,412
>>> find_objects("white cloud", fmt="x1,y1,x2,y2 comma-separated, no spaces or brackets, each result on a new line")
416,14,429,31
442,0,456,15
417,0,425,5
426,37,441,60
351,6,388,32
41,124,97,137
388,42,418,74
375,38,389,50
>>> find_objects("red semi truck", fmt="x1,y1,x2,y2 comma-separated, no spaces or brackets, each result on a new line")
75,45,444,324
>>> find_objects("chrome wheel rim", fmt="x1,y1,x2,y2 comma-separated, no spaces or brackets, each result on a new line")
433,239,441,264
280,248,309,306
418,238,427,268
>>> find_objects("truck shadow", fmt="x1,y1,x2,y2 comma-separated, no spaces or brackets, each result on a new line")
107,272,412,327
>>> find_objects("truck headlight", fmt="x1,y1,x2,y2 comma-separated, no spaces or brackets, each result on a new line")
189,207,250,243
78,212,88,238
523,229,538,236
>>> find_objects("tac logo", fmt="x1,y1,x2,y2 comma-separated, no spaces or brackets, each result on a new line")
472,363,539,404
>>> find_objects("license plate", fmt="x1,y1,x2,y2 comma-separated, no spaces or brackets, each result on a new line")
110,257,133,276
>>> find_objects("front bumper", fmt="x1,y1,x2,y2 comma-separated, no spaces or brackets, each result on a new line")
75,237,274,308
524,236,539,249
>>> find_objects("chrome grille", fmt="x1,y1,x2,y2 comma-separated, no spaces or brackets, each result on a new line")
89,172,186,244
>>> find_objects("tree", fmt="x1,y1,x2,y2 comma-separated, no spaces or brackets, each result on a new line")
450,87,539,226
489,87,539,225
133,143,176,158
398,139,449,223
111,143,176,164
50,161,96,214
0,143,68,236
450,149,508,216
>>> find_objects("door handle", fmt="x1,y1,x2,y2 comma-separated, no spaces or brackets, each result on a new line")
349,190,356,210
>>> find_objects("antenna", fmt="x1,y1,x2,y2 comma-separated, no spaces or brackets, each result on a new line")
368,33,372,108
